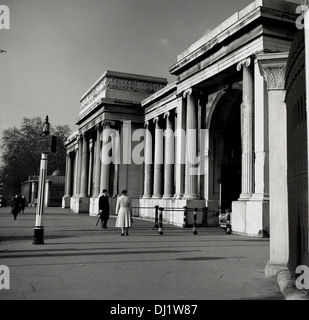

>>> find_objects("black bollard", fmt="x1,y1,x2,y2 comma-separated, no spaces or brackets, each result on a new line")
226,221,232,235
154,206,159,228
183,206,188,228
193,208,198,235
158,207,164,235
203,207,208,227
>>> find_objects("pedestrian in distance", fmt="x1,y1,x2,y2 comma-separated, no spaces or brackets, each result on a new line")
98,189,110,228
11,193,22,220
21,195,26,214
115,190,133,236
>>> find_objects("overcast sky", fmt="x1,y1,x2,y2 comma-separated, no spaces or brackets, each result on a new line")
0,0,301,139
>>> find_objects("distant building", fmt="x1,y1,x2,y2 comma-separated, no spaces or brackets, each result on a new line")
21,169,65,207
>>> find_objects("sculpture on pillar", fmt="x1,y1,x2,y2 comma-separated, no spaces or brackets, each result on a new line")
42,116,50,137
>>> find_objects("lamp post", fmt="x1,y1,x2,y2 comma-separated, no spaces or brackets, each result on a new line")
33,116,56,245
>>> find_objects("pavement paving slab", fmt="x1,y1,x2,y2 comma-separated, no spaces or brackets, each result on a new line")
0,206,285,300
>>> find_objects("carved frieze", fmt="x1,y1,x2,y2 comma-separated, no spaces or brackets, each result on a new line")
80,75,166,111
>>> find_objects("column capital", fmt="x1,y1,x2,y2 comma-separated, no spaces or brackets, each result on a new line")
236,57,251,71
153,116,160,124
95,123,101,130
101,120,115,127
163,111,170,119
80,133,89,141
183,88,201,99
256,53,288,91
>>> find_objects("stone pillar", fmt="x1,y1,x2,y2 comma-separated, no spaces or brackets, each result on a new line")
237,57,254,200
62,153,73,208
257,52,289,278
88,138,94,196
44,180,51,207
184,88,199,200
76,136,83,196
143,121,153,199
174,94,186,199
100,121,113,192
252,59,269,201
72,146,79,196
80,134,89,197
93,125,101,197
112,123,120,197
152,116,164,199
163,111,174,199
31,180,38,205
200,96,208,201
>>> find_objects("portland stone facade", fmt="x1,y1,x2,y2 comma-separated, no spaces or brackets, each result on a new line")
63,0,309,281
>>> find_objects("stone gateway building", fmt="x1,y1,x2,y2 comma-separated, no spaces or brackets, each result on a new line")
63,0,309,282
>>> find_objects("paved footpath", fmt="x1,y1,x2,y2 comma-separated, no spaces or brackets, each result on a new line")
0,206,283,300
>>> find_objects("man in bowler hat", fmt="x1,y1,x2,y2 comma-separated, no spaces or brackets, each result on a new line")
98,189,110,228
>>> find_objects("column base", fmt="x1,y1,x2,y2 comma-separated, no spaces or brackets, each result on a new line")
173,194,184,199
231,200,269,237
72,196,90,213
238,193,253,201
183,194,199,200
62,195,71,208
89,197,99,216
142,195,152,199
163,194,173,200
152,195,163,199
265,260,289,278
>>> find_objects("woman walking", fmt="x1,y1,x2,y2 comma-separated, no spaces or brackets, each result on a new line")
115,190,132,236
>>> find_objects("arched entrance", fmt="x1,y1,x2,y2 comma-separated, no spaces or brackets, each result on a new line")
209,88,242,212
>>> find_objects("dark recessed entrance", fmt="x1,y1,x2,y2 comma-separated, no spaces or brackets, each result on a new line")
210,89,242,212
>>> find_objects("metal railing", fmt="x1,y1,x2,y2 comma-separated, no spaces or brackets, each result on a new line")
131,205,220,235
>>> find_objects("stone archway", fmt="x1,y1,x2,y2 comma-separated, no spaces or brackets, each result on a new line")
208,88,242,213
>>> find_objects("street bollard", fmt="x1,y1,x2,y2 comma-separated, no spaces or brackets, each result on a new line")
193,208,198,235
158,207,164,235
203,207,208,227
226,221,232,235
183,206,188,228
154,206,159,228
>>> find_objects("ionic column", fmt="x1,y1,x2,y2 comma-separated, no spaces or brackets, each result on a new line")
76,136,83,196
163,112,174,199
252,58,269,201
257,52,289,278
88,138,94,196
174,94,186,199
184,89,199,200
64,153,73,197
143,121,153,199
237,57,254,200
72,145,79,196
93,124,101,197
100,121,113,192
152,117,164,199
79,134,89,197
200,96,209,201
